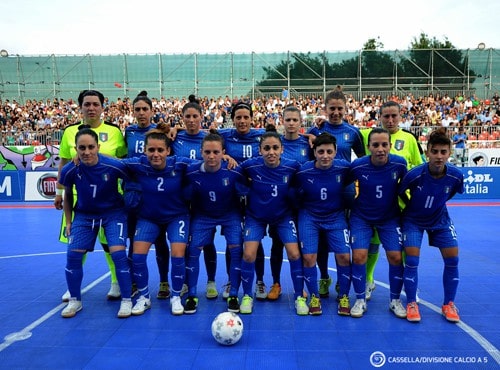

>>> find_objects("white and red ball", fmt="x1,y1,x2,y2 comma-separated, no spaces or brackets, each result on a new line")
211,312,243,345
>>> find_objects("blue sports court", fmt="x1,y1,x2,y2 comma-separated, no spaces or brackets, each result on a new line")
0,200,498,369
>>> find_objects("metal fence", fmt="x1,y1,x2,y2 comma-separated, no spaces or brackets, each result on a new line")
1,49,499,103
1,125,497,147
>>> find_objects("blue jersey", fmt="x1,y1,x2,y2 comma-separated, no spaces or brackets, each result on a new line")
122,155,191,223
282,135,313,164
59,154,128,214
294,159,350,220
399,163,464,227
185,161,246,218
240,156,300,223
171,130,207,160
348,154,407,222
218,128,265,163
124,123,157,158
308,121,365,161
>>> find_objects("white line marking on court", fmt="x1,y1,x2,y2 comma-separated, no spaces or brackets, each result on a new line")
370,279,500,365
0,252,66,259
0,272,110,353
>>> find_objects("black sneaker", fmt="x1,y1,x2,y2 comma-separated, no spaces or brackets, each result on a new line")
227,296,240,313
184,296,198,314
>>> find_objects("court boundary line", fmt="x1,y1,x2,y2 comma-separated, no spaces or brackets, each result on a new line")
0,272,110,353
1,252,498,364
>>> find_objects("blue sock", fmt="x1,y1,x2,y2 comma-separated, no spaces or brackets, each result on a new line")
186,246,202,297
388,263,404,300
443,256,459,304
111,250,131,299
132,253,149,298
351,263,366,300
404,255,419,303
229,246,242,296
289,258,304,299
303,265,318,297
170,256,185,296
337,264,351,297
240,260,255,296
66,250,84,300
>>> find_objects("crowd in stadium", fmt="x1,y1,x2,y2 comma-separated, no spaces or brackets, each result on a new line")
0,90,499,146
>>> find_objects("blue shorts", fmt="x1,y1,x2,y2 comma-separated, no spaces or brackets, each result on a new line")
298,211,350,254
190,212,243,248
135,215,190,244
349,215,402,252
244,214,298,244
403,219,458,249
67,210,127,251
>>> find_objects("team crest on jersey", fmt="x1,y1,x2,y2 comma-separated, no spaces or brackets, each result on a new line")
336,174,342,183
99,132,108,142
444,186,451,194
283,175,289,183
392,171,398,180
301,149,307,157
102,173,110,182
222,178,230,186
394,139,404,151
343,133,350,141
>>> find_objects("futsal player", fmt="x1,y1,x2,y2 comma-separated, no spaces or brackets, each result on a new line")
399,128,464,322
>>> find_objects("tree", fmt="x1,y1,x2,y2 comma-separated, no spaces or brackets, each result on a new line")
255,33,475,95
397,32,474,88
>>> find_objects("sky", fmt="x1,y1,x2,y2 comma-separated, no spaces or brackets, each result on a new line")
1,0,498,56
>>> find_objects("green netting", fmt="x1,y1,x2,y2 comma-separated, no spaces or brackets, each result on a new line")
0,50,498,103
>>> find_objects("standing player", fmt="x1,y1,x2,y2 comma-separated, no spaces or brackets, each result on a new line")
183,131,246,313
239,127,306,315
171,95,218,299
218,102,268,300
268,105,314,300
347,128,407,318
361,100,424,300
294,133,352,315
59,126,132,318
55,90,127,302
125,91,170,300
123,123,191,316
399,128,464,322
308,88,365,299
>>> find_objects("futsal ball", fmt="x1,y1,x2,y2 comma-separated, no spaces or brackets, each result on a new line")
211,312,244,345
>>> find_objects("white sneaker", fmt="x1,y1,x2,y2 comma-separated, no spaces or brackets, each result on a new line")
117,299,132,318
61,299,82,318
170,296,184,315
255,281,267,300
206,281,218,299
132,295,152,315
180,284,188,298
106,283,121,300
366,282,376,301
350,299,367,318
222,282,231,300
389,299,407,318
61,290,71,302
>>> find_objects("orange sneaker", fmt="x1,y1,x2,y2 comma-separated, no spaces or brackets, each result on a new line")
406,302,421,322
442,301,460,323
267,283,282,300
